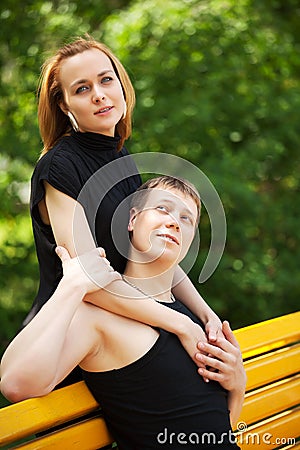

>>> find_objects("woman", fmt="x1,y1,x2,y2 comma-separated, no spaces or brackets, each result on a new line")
25,36,222,375
1,176,246,449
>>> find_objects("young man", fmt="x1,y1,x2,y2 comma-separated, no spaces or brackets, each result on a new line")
1,176,246,449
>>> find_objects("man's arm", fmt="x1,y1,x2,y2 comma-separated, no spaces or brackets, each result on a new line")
195,321,246,427
0,248,118,402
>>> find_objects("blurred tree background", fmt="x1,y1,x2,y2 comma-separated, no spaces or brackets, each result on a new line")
0,0,299,405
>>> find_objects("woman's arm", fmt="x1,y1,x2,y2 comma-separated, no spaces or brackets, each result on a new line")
86,283,207,367
0,248,119,402
43,183,207,365
45,182,221,347
195,321,246,427
172,266,223,342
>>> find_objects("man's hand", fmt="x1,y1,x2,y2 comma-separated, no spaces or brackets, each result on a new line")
56,246,121,295
196,321,247,392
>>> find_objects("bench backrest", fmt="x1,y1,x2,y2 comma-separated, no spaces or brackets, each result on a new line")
0,311,299,449
235,311,300,449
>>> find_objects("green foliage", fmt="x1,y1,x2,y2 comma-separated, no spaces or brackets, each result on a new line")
0,0,299,367
102,0,300,326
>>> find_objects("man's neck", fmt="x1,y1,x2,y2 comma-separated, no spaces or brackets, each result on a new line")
123,259,176,302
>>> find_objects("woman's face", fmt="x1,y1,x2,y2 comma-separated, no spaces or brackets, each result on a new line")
59,48,126,136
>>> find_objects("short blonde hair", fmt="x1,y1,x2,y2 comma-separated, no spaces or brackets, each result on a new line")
132,176,201,224
38,36,135,155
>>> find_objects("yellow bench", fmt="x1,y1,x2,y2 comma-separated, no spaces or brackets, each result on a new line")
0,311,299,449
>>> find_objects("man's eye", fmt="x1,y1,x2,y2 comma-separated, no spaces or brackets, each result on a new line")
156,205,168,212
181,215,193,224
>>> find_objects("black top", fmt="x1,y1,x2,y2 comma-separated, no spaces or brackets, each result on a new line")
24,131,141,326
82,301,240,449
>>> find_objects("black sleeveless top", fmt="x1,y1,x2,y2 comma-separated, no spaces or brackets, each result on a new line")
82,301,240,449
24,131,141,326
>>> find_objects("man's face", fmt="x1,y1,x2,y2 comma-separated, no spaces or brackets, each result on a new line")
128,187,198,266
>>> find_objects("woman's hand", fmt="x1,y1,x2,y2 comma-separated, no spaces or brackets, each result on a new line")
177,318,209,372
56,246,121,295
196,321,246,393
205,314,224,342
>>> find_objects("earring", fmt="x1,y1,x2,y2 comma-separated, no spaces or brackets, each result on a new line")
122,102,127,120
68,111,79,132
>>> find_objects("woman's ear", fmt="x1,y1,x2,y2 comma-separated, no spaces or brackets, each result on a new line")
128,208,138,231
59,101,68,115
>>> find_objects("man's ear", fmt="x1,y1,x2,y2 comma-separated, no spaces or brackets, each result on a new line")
128,207,138,231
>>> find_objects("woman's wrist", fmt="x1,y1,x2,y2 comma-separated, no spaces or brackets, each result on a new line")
199,306,219,324
172,315,194,337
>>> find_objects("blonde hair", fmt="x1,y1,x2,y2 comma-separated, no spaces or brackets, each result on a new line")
132,176,201,224
38,36,135,155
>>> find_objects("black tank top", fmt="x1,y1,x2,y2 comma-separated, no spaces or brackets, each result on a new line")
82,300,240,449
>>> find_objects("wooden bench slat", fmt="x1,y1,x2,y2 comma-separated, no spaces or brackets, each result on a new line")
280,442,300,450
240,374,300,425
244,343,300,391
13,417,113,450
239,407,300,449
0,382,99,446
234,311,300,359
0,312,299,449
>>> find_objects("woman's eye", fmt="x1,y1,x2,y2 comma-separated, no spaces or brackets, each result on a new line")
76,85,89,94
101,76,113,84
